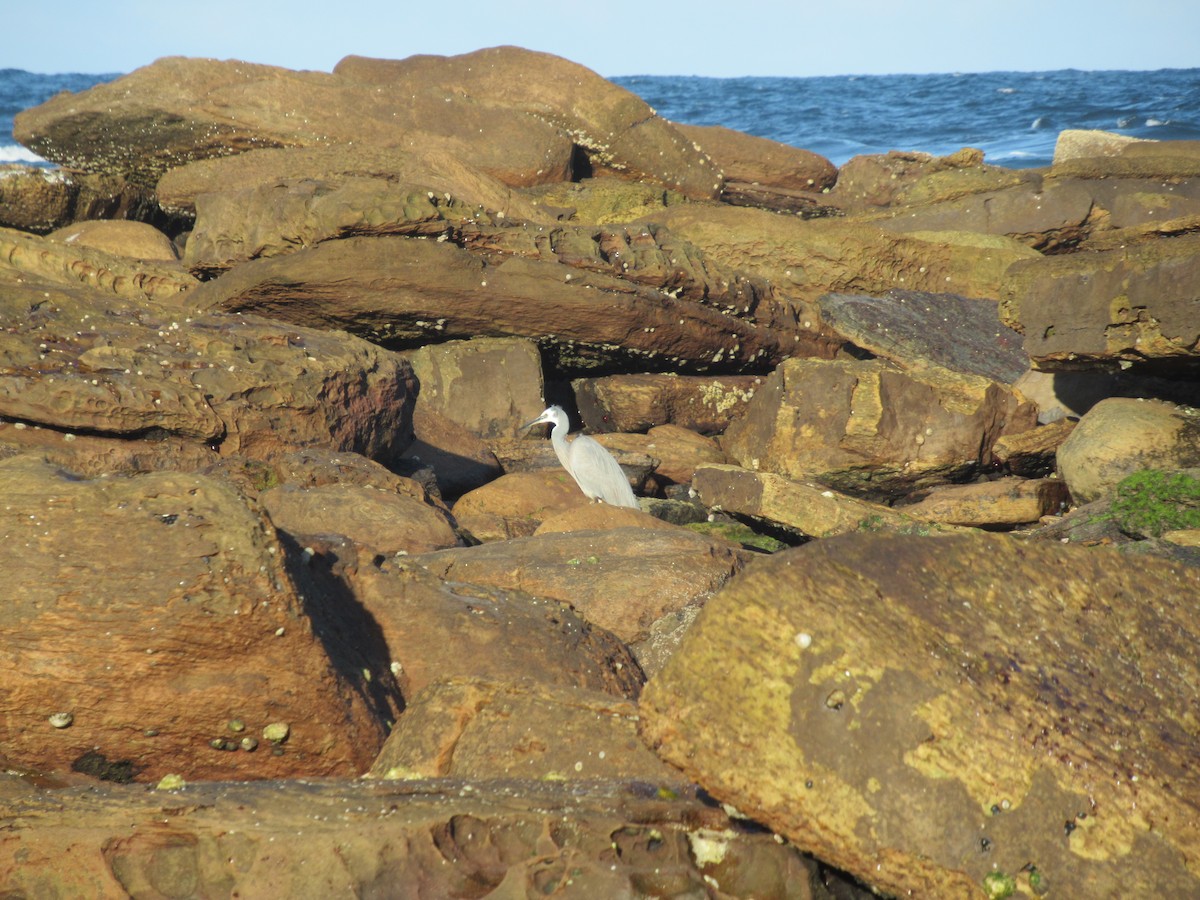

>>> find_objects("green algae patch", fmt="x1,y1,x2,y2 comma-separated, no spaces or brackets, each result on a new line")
1111,468,1200,538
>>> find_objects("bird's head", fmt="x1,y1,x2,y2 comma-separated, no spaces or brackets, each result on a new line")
522,405,567,431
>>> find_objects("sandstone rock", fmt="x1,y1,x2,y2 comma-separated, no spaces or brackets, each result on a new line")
832,148,1031,210
873,177,1102,253
405,336,544,439
675,123,838,194
0,778,830,898
898,476,1071,527
0,223,194,302
48,219,179,261
0,265,416,462
159,143,552,224
991,418,1076,478
0,165,168,235
518,175,687,224
187,234,793,375
640,531,1200,899
405,527,747,649
183,175,526,276
346,560,643,701
817,290,1029,383
1052,136,1200,178
0,421,219,478
334,48,723,200
0,456,394,782
452,470,591,541
400,404,503,499
260,482,460,555
1001,232,1200,371
693,464,931,539
533,503,669,535
1056,397,1200,504
15,56,575,190
1052,129,1148,164
369,678,679,781
0,165,77,233
463,219,789,329
1076,174,1200,231
721,357,1038,501
644,203,1040,304
574,372,766,434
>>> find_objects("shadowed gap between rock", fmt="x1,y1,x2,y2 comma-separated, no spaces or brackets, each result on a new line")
277,531,405,728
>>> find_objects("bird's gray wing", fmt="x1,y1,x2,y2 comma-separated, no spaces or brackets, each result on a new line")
567,434,639,508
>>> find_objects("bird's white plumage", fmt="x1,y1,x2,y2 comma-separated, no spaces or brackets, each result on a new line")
523,405,639,508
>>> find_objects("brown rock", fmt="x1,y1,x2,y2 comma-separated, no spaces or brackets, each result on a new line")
1001,232,1200,370
347,560,643,701
643,203,1040,304
674,122,838,192
369,678,680,782
1051,129,1147,164
816,289,1030,383
0,165,167,235
0,223,194,302
639,532,1200,899
0,264,416,462
992,418,1077,478
187,234,793,375
721,357,1038,501
405,527,747,647
260,482,460,555
0,456,394,782
873,177,1102,253
400,404,503,499
462,219,787,330
48,219,179,261
574,372,766,434
1052,136,1200,178
832,147,1030,210
405,337,544,439
0,778,827,898
334,48,723,200
533,503,668,535
159,143,551,224
1056,397,1200,504
0,422,219,478
452,470,590,541
518,175,687,224
693,464,932,539
15,56,574,190
899,476,1071,527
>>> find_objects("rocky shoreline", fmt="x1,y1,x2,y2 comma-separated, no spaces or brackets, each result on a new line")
2,46,1199,898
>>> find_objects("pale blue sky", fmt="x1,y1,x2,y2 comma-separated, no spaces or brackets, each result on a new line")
7,0,1197,77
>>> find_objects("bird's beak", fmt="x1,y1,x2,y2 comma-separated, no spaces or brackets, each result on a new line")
522,413,548,431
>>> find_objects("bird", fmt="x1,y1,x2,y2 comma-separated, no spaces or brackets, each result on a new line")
522,405,640,509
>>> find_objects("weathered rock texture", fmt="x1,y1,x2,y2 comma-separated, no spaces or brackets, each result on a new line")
721,356,1037,500
1001,233,1200,372
0,457,395,782
0,778,830,898
1056,397,1200,504
640,532,1200,899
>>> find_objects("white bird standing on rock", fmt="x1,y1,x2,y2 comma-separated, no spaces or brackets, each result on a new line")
523,405,640,509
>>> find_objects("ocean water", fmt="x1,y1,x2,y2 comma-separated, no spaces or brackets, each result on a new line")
3,66,1198,171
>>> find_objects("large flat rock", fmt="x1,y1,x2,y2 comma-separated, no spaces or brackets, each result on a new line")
640,532,1200,898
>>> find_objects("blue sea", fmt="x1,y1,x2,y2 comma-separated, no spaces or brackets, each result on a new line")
3,66,1199,171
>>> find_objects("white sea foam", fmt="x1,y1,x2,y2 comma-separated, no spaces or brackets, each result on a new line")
0,143,46,164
